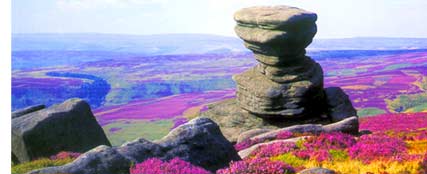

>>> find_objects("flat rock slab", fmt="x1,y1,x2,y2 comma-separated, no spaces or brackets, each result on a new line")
200,99,331,142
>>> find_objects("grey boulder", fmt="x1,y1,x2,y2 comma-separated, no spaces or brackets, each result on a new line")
12,98,111,164
299,167,336,174
325,87,358,122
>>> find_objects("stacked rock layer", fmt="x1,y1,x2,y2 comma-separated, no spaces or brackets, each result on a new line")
200,5,358,142
233,6,325,117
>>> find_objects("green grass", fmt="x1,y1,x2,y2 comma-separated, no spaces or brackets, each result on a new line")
12,158,73,174
329,149,349,161
386,93,427,113
103,119,174,146
358,107,386,117
383,63,413,71
271,153,306,167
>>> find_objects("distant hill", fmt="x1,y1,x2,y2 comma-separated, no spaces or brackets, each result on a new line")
12,33,247,55
13,33,427,55
310,37,427,50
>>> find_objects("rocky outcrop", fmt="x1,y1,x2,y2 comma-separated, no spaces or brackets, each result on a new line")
233,6,324,117
246,116,358,143
201,99,331,142
201,5,358,142
12,104,45,119
12,98,111,164
29,118,240,174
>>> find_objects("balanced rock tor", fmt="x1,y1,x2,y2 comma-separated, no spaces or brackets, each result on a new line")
234,6,324,117
201,5,357,142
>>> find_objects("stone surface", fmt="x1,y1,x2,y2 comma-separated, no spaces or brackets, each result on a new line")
237,128,272,144
234,6,317,30
323,116,359,135
12,98,111,164
299,167,336,174
12,104,45,119
325,87,358,122
30,118,240,174
201,99,331,142
201,5,359,143
234,64,325,117
231,5,325,118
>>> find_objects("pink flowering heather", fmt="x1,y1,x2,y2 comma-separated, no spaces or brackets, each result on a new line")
288,132,355,162
234,138,264,151
276,131,294,139
49,151,81,160
250,142,297,158
348,134,407,163
130,157,210,174
217,157,295,174
293,149,331,162
302,132,356,150
360,112,427,133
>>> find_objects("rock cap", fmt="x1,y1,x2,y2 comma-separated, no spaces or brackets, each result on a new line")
234,5,317,30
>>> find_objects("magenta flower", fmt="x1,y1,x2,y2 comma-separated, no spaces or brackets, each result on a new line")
234,138,264,151
130,157,210,174
217,157,295,174
49,151,81,160
302,132,356,150
276,131,293,139
250,142,297,158
348,134,407,163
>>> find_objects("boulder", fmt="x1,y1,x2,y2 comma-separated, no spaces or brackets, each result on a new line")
12,104,45,119
325,87,358,122
12,98,111,164
299,167,336,174
323,116,359,135
30,118,240,174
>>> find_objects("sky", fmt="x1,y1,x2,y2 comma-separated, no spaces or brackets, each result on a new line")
12,0,427,38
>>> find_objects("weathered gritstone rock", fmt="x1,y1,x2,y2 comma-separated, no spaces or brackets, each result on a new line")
200,5,358,142
12,99,111,164
29,118,240,174
231,6,325,118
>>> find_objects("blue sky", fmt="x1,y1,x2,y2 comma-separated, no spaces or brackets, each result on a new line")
12,0,427,38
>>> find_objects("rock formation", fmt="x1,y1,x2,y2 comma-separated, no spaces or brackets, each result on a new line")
201,6,357,142
12,98,111,164
11,104,45,119
29,118,240,174
233,6,323,117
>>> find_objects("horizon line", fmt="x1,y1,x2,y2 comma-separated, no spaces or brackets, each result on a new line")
11,32,427,40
